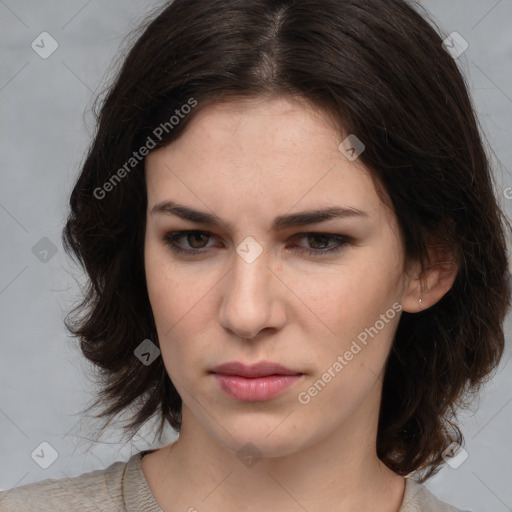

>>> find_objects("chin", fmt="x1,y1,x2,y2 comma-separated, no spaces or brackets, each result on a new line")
207,413,314,459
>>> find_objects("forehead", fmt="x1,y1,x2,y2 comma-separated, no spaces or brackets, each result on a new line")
164,95,343,160
145,96,381,217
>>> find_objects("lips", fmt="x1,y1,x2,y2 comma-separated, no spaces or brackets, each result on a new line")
210,361,304,402
210,361,303,378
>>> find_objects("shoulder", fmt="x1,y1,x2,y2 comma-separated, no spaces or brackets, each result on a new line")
0,455,132,512
400,477,473,512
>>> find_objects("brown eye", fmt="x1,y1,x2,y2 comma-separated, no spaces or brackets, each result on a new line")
306,234,331,250
163,230,215,254
164,230,349,257
187,232,210,249
288,233,351,256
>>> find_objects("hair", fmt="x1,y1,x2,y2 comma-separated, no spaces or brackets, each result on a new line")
62,0,511,483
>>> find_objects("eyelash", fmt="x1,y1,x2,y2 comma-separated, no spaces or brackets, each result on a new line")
163,230,351,257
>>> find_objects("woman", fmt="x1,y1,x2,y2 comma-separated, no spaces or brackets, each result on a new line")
1,0,509,510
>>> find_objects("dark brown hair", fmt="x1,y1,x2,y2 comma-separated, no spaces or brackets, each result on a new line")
62,0,511,482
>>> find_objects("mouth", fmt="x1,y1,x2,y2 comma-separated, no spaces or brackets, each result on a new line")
210,361,304,378
209,361,305,402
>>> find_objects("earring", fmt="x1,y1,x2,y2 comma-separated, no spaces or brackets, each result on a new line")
418,298,423,309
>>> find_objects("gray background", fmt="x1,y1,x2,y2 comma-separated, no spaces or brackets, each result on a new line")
1,1,511,510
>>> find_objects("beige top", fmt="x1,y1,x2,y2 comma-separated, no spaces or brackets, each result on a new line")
0,450,466,511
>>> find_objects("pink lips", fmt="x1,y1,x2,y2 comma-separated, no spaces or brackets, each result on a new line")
210,361,304,402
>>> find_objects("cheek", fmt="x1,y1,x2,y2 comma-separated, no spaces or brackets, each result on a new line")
144,241,220,373
290,255,402,332
293,267,402,424
286,251,403,380
145,235,202,324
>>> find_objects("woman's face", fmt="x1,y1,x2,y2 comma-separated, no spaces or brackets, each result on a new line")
144,95,417,457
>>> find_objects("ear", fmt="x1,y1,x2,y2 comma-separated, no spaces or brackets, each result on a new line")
401,245,458,313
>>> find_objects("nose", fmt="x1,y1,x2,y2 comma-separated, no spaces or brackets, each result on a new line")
219,248,287,341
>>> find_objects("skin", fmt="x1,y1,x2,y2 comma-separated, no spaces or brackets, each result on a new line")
142,95,457,512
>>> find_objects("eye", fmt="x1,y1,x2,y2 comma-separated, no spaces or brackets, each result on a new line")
163,231,216,254
288,233,351,256
162,230,351,257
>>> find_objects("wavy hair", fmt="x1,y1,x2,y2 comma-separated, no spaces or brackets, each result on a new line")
62,0,511,482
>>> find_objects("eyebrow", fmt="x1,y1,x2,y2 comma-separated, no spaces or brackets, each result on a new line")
150,200,368,232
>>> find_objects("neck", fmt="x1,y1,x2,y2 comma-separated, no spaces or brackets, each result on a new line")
145,391,406,512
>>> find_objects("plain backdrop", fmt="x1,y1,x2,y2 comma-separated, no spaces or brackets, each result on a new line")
1,1,511,510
